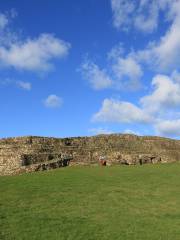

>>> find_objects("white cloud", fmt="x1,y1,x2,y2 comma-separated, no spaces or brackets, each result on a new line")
92,72,180,138
112,56,142,90
0,78,32,91
88,127,113,135
111,0,135,31
87,1,180,138
155,119,180,137
0,34,71,72
16,81,31,91
80,60,113,90
0,11,71,72
141,74,180,113
0,13,8,31
44,95,63,108
153,15,180,71
0,10,20,49
80,1,180,93
92,74,180,121
0,78,12,86
80,53,142,91
123,129,140,135
92,98,152,124
171,70,180,83
130,1,180,72
111,0,168,33
110,0,180,72
134,14,158,33
107,43,124,60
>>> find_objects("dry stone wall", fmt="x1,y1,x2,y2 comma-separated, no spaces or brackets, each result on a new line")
0,134,180,175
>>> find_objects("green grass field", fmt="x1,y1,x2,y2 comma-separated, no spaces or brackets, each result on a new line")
1,164,180,240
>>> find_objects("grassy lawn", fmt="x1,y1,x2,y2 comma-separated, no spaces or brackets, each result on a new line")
1,164,180,240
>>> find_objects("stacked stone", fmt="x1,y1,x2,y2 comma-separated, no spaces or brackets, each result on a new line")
0,134,180,175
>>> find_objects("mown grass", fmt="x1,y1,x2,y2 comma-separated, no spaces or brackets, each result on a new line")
1,163,180,240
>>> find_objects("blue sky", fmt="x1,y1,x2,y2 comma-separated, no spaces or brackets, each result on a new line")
0,0,180,139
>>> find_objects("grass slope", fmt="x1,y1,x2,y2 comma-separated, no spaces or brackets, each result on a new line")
1,164,180,240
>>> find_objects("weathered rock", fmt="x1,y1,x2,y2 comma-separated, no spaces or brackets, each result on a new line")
0,134,179,175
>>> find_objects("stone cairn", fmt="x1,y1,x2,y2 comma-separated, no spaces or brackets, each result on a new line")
0,134,180,175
